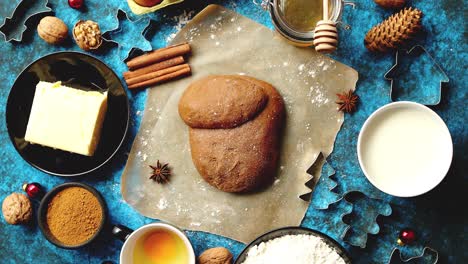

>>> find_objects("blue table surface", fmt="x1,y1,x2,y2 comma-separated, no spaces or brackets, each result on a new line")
0,0,467,263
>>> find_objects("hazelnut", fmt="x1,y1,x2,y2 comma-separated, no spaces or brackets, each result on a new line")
73,20,102,51
37,16,68,44
198,247,233,264
2,193,32,225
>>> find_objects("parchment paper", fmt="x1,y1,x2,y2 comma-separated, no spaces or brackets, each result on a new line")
121,5,358,243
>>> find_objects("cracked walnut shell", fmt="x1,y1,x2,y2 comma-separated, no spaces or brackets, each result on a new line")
2,193,32,225
73,20,102,51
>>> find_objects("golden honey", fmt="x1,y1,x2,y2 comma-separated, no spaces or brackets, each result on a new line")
270,0,343,46
280,0,324,32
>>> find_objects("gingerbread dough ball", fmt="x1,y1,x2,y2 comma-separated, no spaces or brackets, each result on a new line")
2,193,32,225
179,75,285,192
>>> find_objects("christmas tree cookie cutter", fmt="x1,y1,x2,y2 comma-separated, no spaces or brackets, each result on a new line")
388,246,439,264
300,152,342,209
102,9,153,61
0,0,51,42
385,45,449,106
300,152,392,248
340,191,392,248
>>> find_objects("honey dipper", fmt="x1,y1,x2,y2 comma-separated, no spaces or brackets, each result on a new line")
313,0,338,53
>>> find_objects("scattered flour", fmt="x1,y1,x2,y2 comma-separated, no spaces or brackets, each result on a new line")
157,198,168,210
241,234,346,264
308,86,330,106
166,10,196,42
273,178,281,185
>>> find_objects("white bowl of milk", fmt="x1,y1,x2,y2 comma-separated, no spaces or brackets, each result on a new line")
357,102,453,197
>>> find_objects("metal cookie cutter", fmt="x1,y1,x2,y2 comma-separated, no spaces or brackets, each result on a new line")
340,191,392,248
102,9,152,61
300,152,342,210
388,247,439,264
300,152,326,202
385,45,449,106
300,152,392,248
0,0,51,42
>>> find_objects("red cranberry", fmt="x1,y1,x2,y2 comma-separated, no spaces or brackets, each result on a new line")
397,228,416,245
22,182,44,199
68,0,84,9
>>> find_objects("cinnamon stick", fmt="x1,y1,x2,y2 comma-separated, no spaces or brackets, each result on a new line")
126,64,190,86
128,65,191,89
126,43,191,70
123,56,185,80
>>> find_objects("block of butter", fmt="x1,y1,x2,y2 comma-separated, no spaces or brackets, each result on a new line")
24,81,108,156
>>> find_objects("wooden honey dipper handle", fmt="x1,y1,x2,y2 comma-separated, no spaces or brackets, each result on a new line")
323,0,329,20
313,0,338,53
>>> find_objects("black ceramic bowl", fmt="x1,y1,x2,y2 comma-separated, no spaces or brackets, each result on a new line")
6,51,129,176
37,182,107,249
235,226,352,264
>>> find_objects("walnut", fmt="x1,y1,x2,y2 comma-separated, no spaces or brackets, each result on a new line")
198,247,233,264
2,193,32,225
374,0,405,9
37,16,68,44
73,20,102,51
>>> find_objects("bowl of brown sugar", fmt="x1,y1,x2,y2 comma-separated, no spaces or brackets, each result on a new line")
38,182,107,249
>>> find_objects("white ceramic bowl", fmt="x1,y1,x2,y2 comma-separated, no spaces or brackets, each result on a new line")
118,223,195,264
357,102,453,197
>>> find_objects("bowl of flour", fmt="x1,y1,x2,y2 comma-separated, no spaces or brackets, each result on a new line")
235,226,351,264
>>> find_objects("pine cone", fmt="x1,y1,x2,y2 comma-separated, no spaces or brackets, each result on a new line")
364,7,423,53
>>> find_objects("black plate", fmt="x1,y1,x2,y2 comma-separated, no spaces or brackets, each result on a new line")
37,182,107,249
6,51,129,176
235,226,352,263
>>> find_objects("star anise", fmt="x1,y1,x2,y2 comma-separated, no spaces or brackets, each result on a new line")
149,160,171,184
336,90,359,113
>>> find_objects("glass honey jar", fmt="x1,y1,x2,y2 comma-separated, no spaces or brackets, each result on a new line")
258,0,353,46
